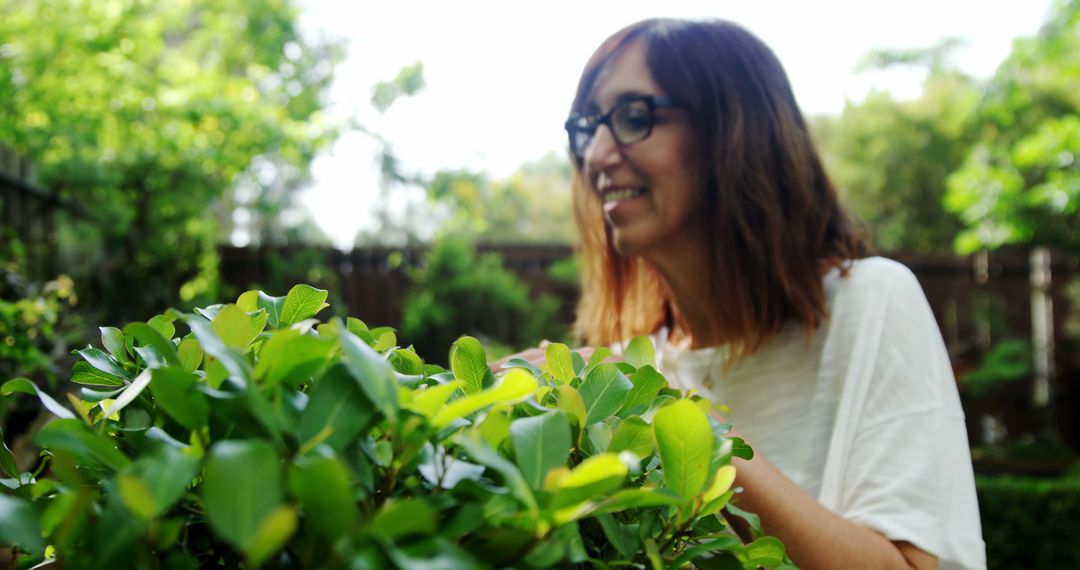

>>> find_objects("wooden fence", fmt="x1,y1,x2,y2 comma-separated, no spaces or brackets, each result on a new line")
0,145,61,277
220,245,1079,449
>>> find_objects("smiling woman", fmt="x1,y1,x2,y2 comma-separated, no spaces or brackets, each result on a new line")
557,18,985,570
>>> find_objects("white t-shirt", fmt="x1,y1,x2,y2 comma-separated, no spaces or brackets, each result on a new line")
654,257,986,570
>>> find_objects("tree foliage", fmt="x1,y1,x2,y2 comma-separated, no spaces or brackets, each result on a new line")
0,0,340,319
811,53,978,253
943,0,1080,253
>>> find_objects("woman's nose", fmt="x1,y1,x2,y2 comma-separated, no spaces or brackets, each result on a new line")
584,124,623,173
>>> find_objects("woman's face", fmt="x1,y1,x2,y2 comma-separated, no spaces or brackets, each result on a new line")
583,39,705,258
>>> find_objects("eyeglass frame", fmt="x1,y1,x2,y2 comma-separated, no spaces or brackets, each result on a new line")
564,94,683,162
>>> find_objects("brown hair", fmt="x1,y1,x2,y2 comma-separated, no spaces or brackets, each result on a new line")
569,18,868,358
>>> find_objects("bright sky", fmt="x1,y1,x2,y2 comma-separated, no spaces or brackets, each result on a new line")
297,0,1054,248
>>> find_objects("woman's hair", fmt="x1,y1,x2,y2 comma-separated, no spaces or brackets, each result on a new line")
569,18,868,358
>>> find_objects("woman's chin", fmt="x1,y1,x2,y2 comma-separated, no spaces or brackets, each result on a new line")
610,229,652,258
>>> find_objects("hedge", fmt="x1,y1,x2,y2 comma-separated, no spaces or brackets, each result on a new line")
977,471,1080,569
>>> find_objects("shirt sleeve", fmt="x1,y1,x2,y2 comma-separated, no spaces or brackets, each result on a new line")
837,262,986,570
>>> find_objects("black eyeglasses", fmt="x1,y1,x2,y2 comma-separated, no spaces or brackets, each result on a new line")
564,95,682,161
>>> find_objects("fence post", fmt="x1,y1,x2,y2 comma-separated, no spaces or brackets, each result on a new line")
1029,247,1055,437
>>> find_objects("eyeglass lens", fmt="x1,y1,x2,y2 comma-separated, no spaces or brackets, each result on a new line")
570,99,655,158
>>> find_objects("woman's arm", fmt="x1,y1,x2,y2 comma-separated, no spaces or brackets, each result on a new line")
732,449,937,570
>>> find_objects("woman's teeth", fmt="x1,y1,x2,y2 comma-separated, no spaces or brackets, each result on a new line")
602,188,646,204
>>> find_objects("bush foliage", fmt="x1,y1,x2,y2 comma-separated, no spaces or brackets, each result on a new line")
977,473,1080,569
401,235,564,364
0,285,791,569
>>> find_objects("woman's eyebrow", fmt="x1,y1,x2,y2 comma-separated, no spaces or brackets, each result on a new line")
587,90,659,114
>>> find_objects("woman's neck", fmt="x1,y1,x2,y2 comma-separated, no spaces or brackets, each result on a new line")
641,237,724,349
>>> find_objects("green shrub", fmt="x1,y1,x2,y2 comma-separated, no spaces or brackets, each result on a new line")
0,285,791,569
977,472,1080,569
0,268,79,388
401,235,563,364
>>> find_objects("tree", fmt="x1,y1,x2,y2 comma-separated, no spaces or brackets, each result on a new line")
810,43,979,253
423,153,575,244
944,0,1080,253
0,0,340,320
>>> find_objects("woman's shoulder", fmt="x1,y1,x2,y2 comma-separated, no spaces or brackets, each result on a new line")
825,258,928,315
830,257,922,300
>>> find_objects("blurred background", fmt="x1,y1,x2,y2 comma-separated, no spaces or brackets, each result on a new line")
1,1,1077,567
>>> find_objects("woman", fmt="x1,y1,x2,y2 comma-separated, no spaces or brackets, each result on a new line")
558,18,984,570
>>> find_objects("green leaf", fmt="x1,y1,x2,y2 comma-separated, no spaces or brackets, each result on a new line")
597,513,638,559
148,314,177,340
120,446,200,520
591,487,682,516
619,365,667,417
211,305,268,350
369,499,437,540
571,350,587,375
236,290,260,312
0,428,18,480
456,435,537,513
730,437,754,460
71,361,125,387
117,474,156,520
100,369,153,420
607,416,655,459
373,440,393,467
584,346,613,373
747,536,787,567
373,330,397,352
346,317,376,345
298,365,376,452
246,506,297,567
547,453,628,511
555,385,587,428
202,440,284,553
35,418,130,471
253,329,333,388
257,292,286,329
75,347,132,379
653,399,712,499
545,343,574,384
338,325,398,422
0,495,44,556
100,326,129,362
587,422,613,454
451,336,488,395
501,357,543,377
183,315,253,385
280,284,329,328
578,363,633,425
124,322,182,368
177,336,203,372
726,503,764,540
288,455,356,540
404,381,463,418
671,536,742,567
510,411,571,489
478,409,511,449
2,378,75,419
623,336,655,369
702,464,738,503
433,369,538,428
149,367,209,431
389,347,425,375
194,304,225,321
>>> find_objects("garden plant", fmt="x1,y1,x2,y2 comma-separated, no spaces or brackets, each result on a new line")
0,285,792,569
